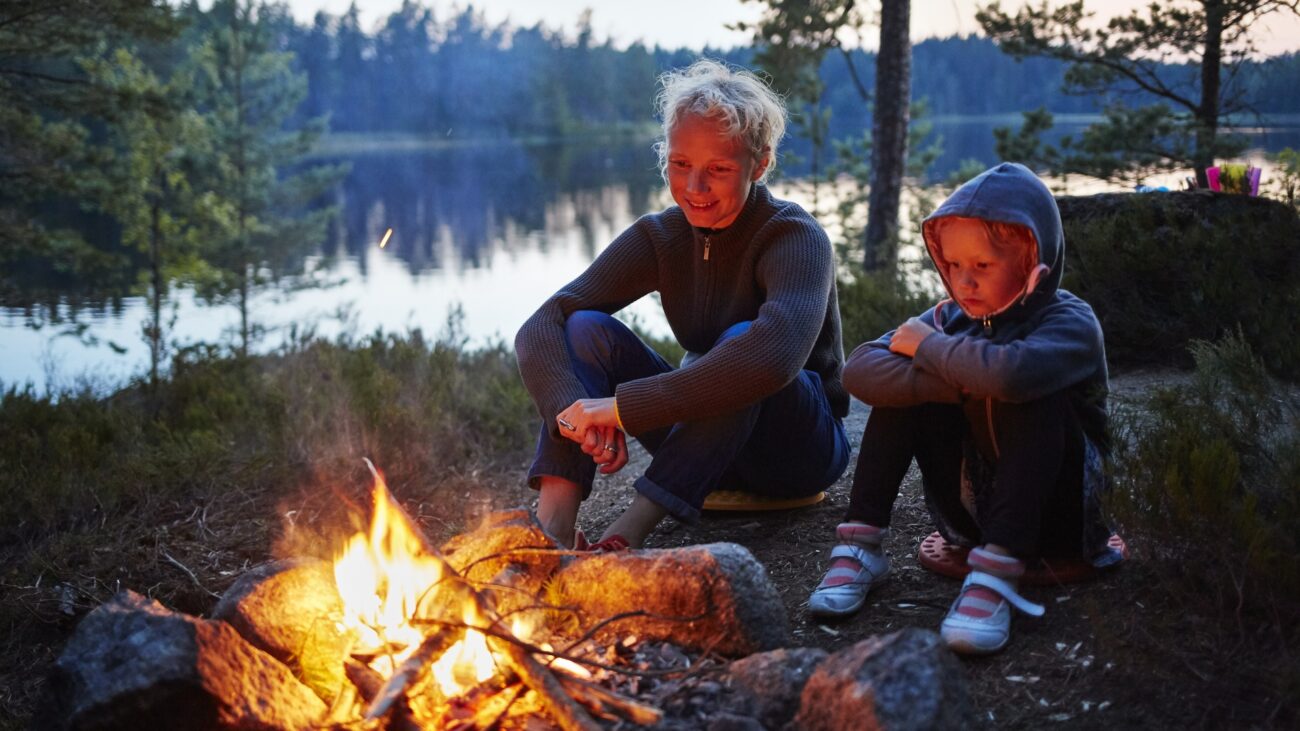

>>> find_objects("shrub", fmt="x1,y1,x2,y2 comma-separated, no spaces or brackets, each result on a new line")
836,269,935,350
0,330,536,543
1058,191,1300,375
1109,331,1300,617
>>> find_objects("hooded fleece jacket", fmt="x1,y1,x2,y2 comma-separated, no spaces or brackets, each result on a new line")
844,162,1114,561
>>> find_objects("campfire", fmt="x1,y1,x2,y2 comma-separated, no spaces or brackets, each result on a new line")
43,464,973,730
324,464,649,730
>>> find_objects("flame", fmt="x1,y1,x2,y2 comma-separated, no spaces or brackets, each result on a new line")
430,629,497,694
378,227,393,248
332,467,583,700
333,471,443,663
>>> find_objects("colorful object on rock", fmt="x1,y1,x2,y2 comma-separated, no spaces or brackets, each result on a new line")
1206,164,1261,195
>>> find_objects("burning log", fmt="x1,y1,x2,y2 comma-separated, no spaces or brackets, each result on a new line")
547,542,789,657
40,591,326,731
336,469,605,731
364,628,465,719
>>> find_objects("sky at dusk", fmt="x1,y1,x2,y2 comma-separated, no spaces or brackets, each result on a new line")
281,0,1300,56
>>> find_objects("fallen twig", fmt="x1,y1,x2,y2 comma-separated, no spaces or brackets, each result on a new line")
159,548,219,599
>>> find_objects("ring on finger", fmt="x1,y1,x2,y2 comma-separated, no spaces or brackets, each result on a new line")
603,445,617,453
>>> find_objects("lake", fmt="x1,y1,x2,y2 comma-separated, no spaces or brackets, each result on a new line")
4,116,1299,393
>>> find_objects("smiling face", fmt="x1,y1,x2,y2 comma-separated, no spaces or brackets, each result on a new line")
934,217,1031,318
666,113,767,229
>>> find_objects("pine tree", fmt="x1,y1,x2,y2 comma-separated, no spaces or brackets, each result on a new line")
185,0,345,355
80,46,212,388
978,0,1300,186
0,0,177,298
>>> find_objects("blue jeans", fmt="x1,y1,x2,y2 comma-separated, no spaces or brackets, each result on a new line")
527,311,850,524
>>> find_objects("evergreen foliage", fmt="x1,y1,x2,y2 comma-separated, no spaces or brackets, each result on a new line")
181,0,346,355
0,0,178,297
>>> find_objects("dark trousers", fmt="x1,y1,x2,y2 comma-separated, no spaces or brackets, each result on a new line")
528,311,851,524
845,394,1086,558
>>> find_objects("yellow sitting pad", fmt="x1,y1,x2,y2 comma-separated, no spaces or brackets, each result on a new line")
702,490,826,512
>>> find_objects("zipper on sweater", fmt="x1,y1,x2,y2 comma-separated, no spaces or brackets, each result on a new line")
703,235,711,261
981,314,993,334
986,398,1000,459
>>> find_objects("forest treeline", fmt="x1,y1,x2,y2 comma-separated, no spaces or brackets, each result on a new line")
277,2,1300,138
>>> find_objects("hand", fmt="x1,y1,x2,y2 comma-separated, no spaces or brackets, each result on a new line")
590,427,628,474
888,317,936,358
556,397,627,473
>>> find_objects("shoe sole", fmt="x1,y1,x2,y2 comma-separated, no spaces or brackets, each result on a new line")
941,628,1009,655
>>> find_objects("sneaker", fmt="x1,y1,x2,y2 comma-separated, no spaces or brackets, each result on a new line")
940,549,1045,654
808,524,891,618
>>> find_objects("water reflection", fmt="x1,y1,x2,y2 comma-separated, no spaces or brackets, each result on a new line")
327,139,664,275
3,118,1298,393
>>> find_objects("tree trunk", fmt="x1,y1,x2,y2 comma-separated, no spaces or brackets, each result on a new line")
1195,0,1224,188
864,0,911,273
148,168,165,392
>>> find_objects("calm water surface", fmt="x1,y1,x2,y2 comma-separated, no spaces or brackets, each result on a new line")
4,117,1298,393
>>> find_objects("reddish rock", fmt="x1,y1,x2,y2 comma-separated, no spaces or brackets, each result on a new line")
794,628,970,731
728,647,828,729
210,558,349,703
438,509,563,616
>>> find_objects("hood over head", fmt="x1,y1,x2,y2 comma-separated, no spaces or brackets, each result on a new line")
922,162,1064,320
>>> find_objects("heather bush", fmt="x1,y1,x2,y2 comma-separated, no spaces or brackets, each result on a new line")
1109,331,1300,616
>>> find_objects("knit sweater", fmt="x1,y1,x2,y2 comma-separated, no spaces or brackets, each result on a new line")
515,184,848,437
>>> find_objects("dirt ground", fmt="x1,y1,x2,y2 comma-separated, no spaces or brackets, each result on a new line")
2,371,1295,730
495,369,1294,730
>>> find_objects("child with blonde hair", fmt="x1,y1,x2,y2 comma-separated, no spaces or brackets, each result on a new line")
810,162,1122,654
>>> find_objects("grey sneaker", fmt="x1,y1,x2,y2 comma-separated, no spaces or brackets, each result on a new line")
809,542,891,618
940,570,1045,654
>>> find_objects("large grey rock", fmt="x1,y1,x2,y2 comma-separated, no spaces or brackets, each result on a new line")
794,628,970,731
728,647,828,729
42,590,327,731
210,558,349,703
548,542,788,657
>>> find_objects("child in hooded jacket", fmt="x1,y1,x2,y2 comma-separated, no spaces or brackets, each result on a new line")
809,162,1122,654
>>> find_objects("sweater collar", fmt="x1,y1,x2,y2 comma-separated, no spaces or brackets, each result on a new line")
690,183,769,247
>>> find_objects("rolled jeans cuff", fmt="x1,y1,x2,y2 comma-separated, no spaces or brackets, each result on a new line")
634,474,702,525
527,458,594,497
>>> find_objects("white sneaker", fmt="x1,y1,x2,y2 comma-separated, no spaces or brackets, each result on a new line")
940,570,1044,654
808,543,891,618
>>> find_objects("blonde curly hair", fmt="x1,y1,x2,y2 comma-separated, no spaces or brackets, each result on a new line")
653,59,787,184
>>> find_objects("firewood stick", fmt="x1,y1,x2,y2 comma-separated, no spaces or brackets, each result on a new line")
364,629,463,720
488,632,603,731
555,673,664,726
345,658,386,703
